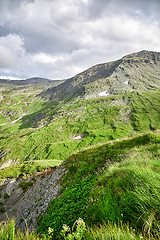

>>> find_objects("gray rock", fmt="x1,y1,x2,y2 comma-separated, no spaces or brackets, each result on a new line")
0,164,66,231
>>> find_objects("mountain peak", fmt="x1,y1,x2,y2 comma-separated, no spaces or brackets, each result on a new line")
123,50,160,59
39,50,160,101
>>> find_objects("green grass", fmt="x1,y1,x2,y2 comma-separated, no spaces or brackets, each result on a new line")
0,160,62,181
1,90,160,170
85,222,147,240
37,131,160,239
1,218,157,240
0,219,48,240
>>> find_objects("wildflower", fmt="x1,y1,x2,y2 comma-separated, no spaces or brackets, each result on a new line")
62,224,70,233
48,227,53,234
48,227,54,239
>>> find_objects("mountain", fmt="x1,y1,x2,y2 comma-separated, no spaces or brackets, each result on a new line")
0,50,160,239
0,77,64,88
39,50,160,101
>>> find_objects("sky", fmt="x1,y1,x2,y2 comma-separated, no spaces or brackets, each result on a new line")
0,0,160,80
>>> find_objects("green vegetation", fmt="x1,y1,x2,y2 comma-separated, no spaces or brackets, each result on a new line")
0,218,157,240
3,193,9,200
0,207,5,213
85,222,147,240
1,90,160,175
0,160,62,181
19,181,33,190
0,219,47,240
37,131,160,239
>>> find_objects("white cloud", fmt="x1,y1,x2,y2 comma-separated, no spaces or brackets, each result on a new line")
0,45,13,68
0,75,21,80
0,0,160,79
32,53,58,64
0,34,26,72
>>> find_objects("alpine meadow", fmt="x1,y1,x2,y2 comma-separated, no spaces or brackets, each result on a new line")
0,50,160,240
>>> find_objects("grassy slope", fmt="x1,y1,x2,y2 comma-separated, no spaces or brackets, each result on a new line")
1,132,159,239
0,90,160,175
0,87,160,239
37,131,160,239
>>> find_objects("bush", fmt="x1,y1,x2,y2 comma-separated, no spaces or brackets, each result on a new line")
19,181,33,190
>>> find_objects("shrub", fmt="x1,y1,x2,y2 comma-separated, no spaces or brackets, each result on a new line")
32,177,36,181
4,193,10,199
19,181,33,190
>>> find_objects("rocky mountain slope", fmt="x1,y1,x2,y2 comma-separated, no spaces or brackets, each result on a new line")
0,164,66,230
39,50,160,101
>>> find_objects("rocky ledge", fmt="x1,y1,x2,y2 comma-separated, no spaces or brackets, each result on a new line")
0,163,66,231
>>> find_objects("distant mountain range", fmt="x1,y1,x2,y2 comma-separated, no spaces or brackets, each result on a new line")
0,77,64,86
39,50,160,101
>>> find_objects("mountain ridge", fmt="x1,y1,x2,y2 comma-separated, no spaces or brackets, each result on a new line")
0,77,64,86
39,50,160,101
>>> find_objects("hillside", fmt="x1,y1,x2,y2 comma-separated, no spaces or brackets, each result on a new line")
39,50,160,101
1,132,160,239
0,50,160,239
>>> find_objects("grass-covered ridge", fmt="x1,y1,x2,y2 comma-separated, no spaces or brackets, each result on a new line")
37,131,160,239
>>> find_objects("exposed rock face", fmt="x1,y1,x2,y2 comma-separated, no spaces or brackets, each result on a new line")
39,50,160,101
0,164,66,231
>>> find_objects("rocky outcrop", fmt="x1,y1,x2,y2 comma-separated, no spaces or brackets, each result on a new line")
0,164,66,231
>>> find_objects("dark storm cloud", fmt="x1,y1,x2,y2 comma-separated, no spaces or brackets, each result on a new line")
0,0,160,79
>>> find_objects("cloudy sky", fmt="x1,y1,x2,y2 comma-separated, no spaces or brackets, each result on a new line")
0,0,160,80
